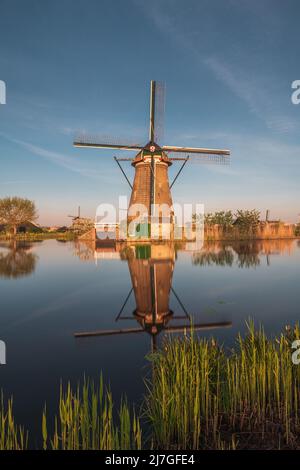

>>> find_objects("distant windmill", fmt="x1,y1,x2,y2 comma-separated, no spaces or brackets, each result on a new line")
74,81,230,237
68,205,81,221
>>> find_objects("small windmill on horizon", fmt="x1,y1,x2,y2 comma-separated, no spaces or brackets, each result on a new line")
74,81,230,239
68,205,81,222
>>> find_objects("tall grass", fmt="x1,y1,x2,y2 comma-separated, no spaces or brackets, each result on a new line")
42,377,142,450
0,394,27,450
2,325,300,450
145,322,300,450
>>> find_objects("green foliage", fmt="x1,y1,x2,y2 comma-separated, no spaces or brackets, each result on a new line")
0,197,38,235
204,211,234,230
3,324,300,450
43,377,142,450
203,209,260,232
0,231,76,242
0,394,27,450
234,209,260,233
199,209,262,239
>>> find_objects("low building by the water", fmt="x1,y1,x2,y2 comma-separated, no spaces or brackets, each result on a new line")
0,221,43,234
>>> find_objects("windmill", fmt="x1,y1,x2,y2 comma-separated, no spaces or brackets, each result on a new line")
74,243,232,350
68,205,81,222
74,81,230,239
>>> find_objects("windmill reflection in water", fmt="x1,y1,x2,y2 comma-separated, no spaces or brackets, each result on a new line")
74,243,231,350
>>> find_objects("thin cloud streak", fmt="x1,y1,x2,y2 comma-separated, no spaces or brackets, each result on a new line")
204,56,299,134
0,132,112,182
1,180,32,185
137,1,299,135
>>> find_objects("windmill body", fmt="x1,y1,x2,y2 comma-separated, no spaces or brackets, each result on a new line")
128,144,174,237
74,81,230,240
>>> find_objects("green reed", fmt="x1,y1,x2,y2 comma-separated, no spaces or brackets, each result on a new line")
2,324,300,450
145,321,300,450
0,394,27,450
42,376,141,450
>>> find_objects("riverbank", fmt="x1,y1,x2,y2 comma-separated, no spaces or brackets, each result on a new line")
1,323,300,450
0,231,76,242
146,321,300,450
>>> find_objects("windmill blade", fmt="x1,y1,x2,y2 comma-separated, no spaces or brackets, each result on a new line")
149,80,155,142
163,145,230,155
74,327,144,338
164,145,230,165
153,81,166,145
74,133,143,152
149,80,166,145
74,321,232,338
167,150,230,165
164,321,232,333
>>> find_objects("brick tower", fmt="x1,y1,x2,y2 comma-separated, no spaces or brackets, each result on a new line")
127,143,174,238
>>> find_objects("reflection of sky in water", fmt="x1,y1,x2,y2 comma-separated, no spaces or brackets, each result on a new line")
0,239,299,442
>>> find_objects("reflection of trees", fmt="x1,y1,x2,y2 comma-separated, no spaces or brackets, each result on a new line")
236,253,260,268
73,241,95,261
0,242,38,278
192,239,298,268
193,249,234,267
232,241,260,268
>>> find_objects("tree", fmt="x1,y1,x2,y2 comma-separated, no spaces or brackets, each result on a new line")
204,211,234,231
0,197,38,236
234,209,260,234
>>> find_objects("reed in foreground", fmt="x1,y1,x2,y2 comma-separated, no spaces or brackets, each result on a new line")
145,322,300,450
42,376,142,450
0,394,27,450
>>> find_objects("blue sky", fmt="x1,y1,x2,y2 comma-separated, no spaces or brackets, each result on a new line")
0,0,300,224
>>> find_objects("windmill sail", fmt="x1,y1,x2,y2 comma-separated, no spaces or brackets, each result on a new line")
164,146,230,165
168,152,230,165
74,322,232,338
162,145,230,155
153,81,166,145
74,133,143,151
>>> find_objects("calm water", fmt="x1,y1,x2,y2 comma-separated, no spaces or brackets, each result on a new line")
0,238,300,444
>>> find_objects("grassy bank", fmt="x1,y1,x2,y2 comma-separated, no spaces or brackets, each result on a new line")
1,378,141,450
42,377,141,450
0,231,76,242
1,324,300,450
0,395,27,450
145,322,300,449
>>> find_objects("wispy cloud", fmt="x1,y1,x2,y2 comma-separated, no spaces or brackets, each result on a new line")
137,1,299,135
1,180,32,185
0,132,112,181
204,56,298,134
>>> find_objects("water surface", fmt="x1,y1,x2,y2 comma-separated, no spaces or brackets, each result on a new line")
0,238,299,443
